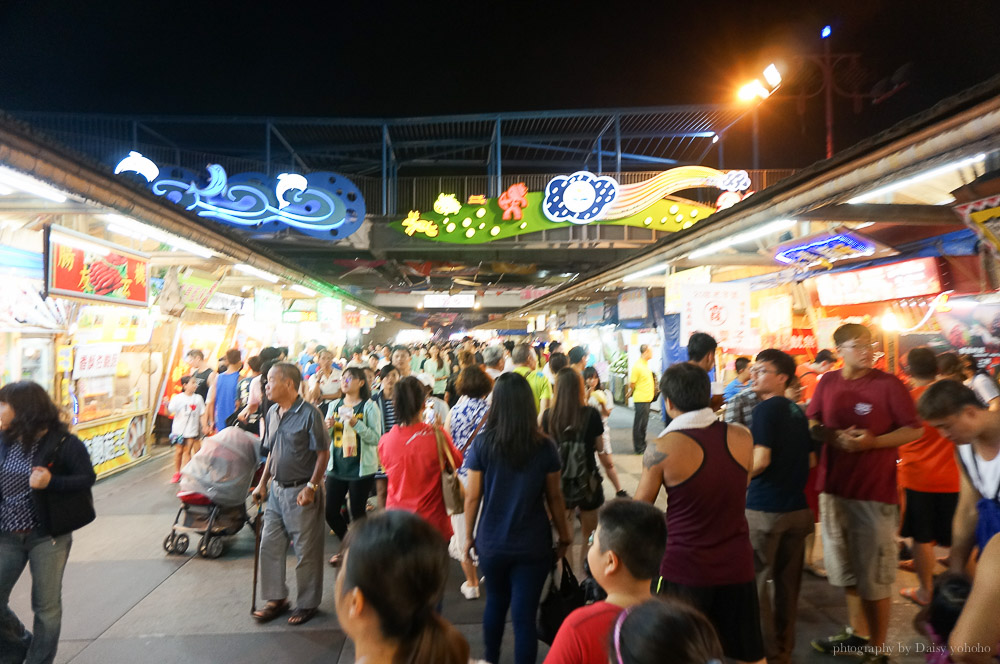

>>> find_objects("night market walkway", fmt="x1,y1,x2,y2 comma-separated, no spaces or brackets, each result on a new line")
13,407,929,664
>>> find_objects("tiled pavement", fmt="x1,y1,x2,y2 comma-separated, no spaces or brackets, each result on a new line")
11,406,931,663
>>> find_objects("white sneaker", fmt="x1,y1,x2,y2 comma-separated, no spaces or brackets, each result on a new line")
460,582,480,600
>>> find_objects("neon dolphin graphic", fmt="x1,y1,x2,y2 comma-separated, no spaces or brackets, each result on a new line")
114,151,159,182
276,173,309,209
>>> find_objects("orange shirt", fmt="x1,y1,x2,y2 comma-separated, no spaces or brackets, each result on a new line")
796,363,821,403
897,385,960,493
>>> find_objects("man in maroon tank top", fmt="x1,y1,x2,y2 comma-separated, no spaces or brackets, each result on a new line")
635,363,764,664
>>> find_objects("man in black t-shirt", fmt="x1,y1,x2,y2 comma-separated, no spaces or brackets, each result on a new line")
746,348,814,664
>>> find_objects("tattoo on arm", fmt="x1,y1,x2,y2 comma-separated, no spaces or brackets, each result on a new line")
643,446,668,469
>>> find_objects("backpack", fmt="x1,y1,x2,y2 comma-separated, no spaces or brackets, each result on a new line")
556,410,602,507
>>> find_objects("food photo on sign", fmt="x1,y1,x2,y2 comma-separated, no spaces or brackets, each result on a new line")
46,225,149,307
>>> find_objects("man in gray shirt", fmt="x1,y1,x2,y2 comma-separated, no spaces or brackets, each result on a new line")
251,363,330,626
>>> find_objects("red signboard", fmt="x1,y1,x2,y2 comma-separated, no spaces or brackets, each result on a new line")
814,258,941,307
47,226,149,307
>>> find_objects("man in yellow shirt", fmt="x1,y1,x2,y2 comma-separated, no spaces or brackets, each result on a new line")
627,344,656,454
511,343,552,414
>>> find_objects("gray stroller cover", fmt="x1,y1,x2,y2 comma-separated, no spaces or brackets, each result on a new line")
179,427,261,507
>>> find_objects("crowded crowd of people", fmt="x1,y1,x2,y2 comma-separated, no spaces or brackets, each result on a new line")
5,329,1000,664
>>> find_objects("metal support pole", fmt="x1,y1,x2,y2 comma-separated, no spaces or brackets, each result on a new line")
751,107,760,170
265,121,272,177
597,135,603,173
718,137,724,169
614,115,622,177
381,124,388,216
131,121,138,151
823,38,834,159
494,118,502,196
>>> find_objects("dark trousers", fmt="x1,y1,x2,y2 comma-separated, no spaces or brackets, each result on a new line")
324,475,375,539
632,401,651,453
478,552,551,664
747,508,814,664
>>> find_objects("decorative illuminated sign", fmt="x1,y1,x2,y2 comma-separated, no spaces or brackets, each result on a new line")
544,172,619,223
498,183,529,220
114,153,365,241
814,258,942,307
391,165,748,244
775,233,876,269
46,225,149,307
433,193,463,216
423,293,475,309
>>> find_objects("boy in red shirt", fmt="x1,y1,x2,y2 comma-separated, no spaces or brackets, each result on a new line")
899,348,960,606
807,324,922,660
545,499,666,664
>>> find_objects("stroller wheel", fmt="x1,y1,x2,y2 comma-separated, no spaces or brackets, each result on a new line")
174,534,190,555
163,534,175,554
201,536,225,559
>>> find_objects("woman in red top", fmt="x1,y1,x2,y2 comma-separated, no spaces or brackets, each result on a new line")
378,376,462,539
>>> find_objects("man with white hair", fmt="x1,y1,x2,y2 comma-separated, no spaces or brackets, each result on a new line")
482,345,507,380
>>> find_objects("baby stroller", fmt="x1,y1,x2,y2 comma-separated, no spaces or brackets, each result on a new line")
163,426,263,559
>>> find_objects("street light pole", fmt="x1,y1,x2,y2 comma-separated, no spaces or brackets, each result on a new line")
823,35,834,159
752,106,760,170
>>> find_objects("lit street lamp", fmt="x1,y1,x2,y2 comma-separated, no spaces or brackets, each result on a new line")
737,63,782,169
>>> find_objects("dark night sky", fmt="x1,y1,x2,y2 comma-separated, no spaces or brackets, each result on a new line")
1,0,998,168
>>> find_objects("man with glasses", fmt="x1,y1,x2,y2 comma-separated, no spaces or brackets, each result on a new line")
746,349,814,664
807,324,921,662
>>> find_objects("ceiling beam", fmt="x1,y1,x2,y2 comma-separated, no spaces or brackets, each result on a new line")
797,203,962,225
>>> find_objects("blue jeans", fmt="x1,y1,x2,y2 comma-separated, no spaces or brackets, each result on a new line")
0,530,72,664
478,551,551,664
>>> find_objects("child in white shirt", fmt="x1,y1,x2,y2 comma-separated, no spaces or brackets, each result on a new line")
168,375,205,484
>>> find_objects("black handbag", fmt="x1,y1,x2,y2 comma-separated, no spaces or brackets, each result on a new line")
37,435,96,537
536,556,586,645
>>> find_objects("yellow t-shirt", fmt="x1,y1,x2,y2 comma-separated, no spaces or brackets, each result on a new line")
513,366,553,411
630,358,655,403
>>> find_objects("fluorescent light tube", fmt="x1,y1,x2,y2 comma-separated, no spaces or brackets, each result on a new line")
0,166,67,202
848,154,985,204
234,264,279,283
687,219,796,260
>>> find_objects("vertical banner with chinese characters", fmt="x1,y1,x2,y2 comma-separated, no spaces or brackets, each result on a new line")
47,225,149,307
680,283,751,351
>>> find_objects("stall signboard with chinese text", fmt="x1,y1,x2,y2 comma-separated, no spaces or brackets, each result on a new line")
763,328,819,356
47,226,149,307
565,307,579,328
759,294,794,335
178,271,221,310
583,302,605,326
76,414,147,477
954,194,1000,257
254,289,282,322
75,306,154,345
681,283,751,351
665,266,712,314
423,293,476,308
282,310,318,323
72,343,122,379
317,297,343,325
814,258,942,307
618,289,649,320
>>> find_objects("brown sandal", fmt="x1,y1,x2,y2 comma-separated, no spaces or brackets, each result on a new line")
252,599,289,623
288,607,318,625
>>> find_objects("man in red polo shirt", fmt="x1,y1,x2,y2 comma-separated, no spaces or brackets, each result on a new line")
807,324,922,661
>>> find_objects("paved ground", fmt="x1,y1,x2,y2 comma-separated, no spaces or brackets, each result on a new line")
11,405,933,663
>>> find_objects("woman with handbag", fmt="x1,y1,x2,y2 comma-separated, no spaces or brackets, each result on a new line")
0,381,96,664
464,372,573,664
444,365,493,600
377,376,463,542
324,367,382,567
542,368,605,575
